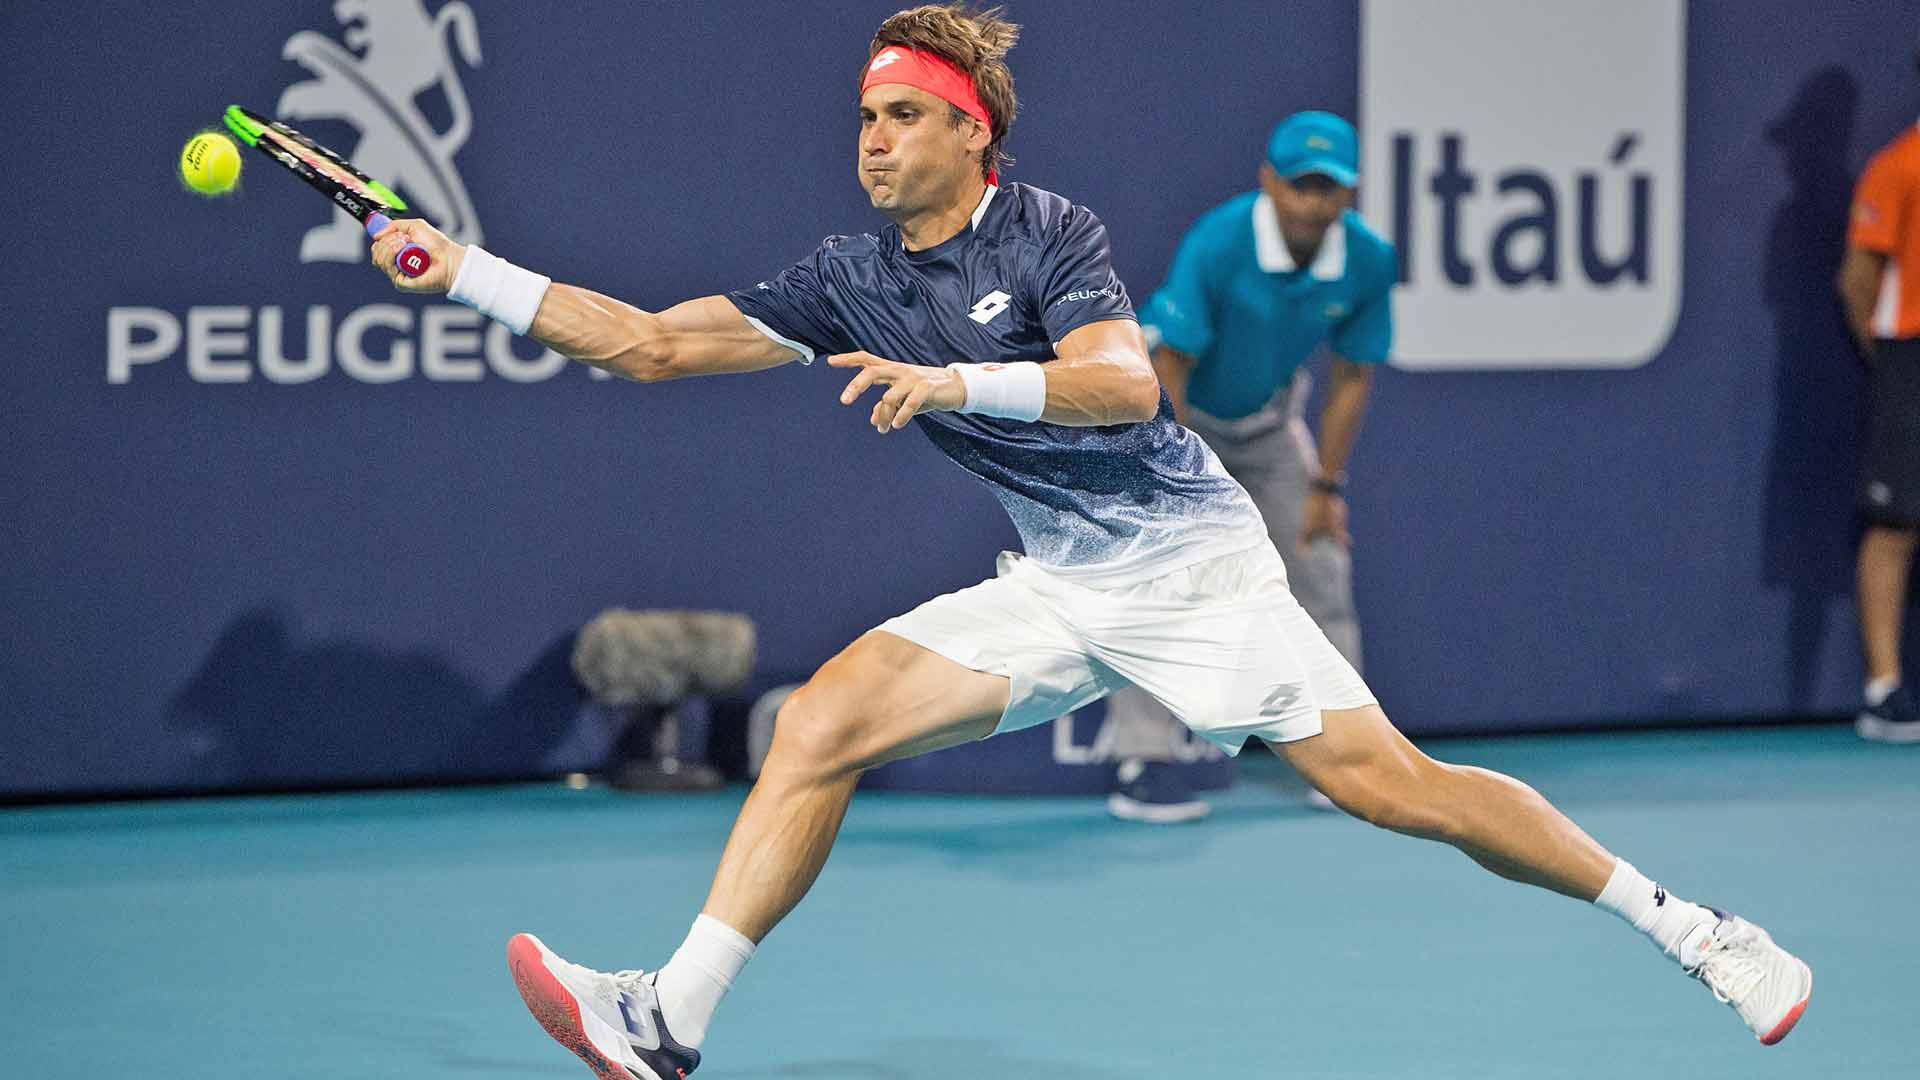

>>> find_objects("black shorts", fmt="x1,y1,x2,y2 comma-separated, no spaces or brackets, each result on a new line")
1862,337,1920,529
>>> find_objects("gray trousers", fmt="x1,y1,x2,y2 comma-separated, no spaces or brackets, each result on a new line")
1104,372,1362,759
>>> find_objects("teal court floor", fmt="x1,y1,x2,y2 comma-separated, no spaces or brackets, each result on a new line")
3,724,1912,1078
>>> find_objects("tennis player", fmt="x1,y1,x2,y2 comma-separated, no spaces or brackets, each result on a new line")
367,6,1811,1076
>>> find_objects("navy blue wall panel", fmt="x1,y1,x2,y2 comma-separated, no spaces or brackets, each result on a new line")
1,2,1912,793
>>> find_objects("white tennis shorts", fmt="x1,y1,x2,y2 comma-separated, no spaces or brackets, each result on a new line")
876,542,1376,752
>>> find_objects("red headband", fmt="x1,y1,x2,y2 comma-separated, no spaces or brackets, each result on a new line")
862,46,992,127
861,46,997,179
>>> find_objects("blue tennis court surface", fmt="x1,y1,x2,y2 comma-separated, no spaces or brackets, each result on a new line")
3,724,1910,1078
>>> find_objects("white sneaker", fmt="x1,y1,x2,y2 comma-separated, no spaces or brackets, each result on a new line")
1680,912,1812,1045
506,933,701,1079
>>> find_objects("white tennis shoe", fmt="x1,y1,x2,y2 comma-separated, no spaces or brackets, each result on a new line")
1680,912,1812,1045
507,933,701,1080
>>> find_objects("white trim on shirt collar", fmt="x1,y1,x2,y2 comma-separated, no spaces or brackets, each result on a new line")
897,184,997,252
971,184,999,229
1252,192,1345,280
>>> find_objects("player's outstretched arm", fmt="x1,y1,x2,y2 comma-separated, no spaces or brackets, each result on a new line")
525,288,799,381
368,219,798,380
830,317,1160,433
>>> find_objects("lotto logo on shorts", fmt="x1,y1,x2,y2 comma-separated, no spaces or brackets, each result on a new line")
1361,0,1684,371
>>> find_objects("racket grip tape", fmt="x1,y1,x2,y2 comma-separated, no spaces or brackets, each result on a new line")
364,212,431,278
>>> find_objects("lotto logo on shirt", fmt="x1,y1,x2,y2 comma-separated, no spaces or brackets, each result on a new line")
1360,0,1684,370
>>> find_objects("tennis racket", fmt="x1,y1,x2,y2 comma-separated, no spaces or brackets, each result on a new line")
222,104,431,278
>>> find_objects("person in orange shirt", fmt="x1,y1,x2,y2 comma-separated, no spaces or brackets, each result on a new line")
1838,50,1920,743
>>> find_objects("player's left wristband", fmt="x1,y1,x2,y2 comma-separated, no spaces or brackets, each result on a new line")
947,361,1046,422
448,246,551,336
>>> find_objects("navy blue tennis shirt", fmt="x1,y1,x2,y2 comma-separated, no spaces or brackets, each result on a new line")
728,182,1266,585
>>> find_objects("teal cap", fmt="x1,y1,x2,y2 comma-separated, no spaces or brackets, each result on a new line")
1266,110,1358,187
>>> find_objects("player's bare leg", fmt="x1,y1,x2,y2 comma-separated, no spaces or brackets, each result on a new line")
508,630,1008,1078
1276,705,1611,895
702,630,1009,940
1276,705,1812,1044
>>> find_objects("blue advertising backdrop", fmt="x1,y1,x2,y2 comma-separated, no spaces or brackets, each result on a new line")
2,2,1914,795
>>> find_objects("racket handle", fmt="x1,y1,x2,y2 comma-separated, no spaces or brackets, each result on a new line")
365,212,432,278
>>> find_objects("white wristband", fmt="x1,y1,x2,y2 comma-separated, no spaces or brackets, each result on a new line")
947,361,1047,422
447,245,552,335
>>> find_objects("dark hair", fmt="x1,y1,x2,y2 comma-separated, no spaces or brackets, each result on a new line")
866,4,1019,180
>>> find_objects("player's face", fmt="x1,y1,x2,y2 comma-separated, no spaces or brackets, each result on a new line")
1260,163,1353,248
858,85,984,217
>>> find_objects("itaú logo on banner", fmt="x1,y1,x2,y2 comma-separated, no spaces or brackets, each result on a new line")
1360,0,1685,370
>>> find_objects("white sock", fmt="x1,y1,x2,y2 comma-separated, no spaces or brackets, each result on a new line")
1594,859,1718,964
1865,676,1899,706
652,914,755,1049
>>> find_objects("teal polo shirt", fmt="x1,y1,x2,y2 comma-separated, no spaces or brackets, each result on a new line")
1142,194,1396,420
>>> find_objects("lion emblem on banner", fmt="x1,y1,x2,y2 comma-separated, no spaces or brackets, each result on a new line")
278,0,484,264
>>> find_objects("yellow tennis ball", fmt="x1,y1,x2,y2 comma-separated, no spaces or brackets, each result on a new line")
180,132,241,196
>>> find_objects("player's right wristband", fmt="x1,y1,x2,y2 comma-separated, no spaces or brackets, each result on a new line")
448,246,551,336
947,361,1046,422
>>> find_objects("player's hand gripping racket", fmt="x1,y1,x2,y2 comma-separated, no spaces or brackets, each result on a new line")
222,104,431,278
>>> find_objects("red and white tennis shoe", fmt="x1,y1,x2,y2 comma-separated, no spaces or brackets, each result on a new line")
507,933,701,1080
1681,912,1812,1045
